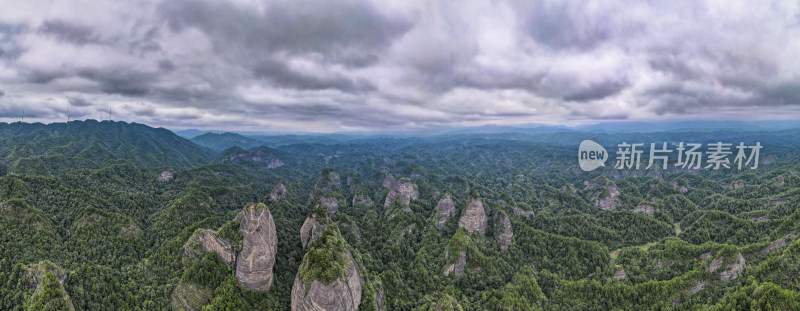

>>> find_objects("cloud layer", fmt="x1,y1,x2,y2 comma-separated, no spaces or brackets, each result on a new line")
1,0,799,131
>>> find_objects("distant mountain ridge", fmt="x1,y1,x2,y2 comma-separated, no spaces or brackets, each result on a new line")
0,120,213,175
191,132,265,150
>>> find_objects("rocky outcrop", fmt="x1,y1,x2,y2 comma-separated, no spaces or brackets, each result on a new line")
270,184,288,201
634,204,655,216
315,169,342,194
594,183,621,211
688,281,708,294
777,175,785,186
762,234,797,255
383,179,419,208
434,194,457,230
235,204,278,292
708,252,746,282
158,170,175,181
614,269,626,280
183,229,236,267
26,261,75,310
670,181,689,193
301,213,328,249
496,214,513,250
221,148,284,168
291,230,364,311
352,193,373,207
513,206,534,217
320,196,339,214
443,250,467,278
719,253,746,282
458,198,488,234
381,175,395,188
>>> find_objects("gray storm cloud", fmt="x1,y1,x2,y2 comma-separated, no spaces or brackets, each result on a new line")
0,0,799,131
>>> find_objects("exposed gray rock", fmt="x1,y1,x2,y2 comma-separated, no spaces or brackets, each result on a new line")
512,206,534,217
314,170,342,195
291,250,364,311
670,181,689,193
301,214,327,249
496,214,513,250
762,235,797,255
235,204,278,292
458,198,488,234
707,252,746,282
688,281,707,294
381,175,395,189
267,158,285,168
157,170,175,181
221,149,284,168
719,253,746,282
26,262,75,310
594,183,621,210
270,183,288,202
777,175,785,186
634,204,655,216
614,269,626,280
352,193,373,207
443,250,467,278
383,179,419,207
184,229,236,267
434,194,457,230
320,196,339,214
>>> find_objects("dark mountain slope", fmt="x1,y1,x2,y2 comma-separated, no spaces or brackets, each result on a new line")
0,120,213,174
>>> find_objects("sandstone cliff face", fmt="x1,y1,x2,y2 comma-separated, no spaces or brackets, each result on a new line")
593,183,621,210
383,179,419,208
381,175,395,188
301,213,327,249
320,196,340,214
270,183,288,201
435,194,457,230
496,214,513,250
291,249,364,311
513,206,534,217
235,204,278,292
670,181,689,193
634,204,655,216
458,198,488,234
443,250,467,278
708,252,746,282
352,193,373,207
184,229,236,267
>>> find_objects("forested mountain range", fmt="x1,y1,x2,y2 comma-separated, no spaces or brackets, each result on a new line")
2,120,800,310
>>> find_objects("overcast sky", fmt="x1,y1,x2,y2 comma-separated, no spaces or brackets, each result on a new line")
1,0,800,132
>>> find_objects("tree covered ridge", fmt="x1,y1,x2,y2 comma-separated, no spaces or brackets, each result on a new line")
0,122,800,309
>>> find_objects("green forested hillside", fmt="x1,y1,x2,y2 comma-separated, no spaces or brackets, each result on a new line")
0,120,213,175
1,121,800,310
